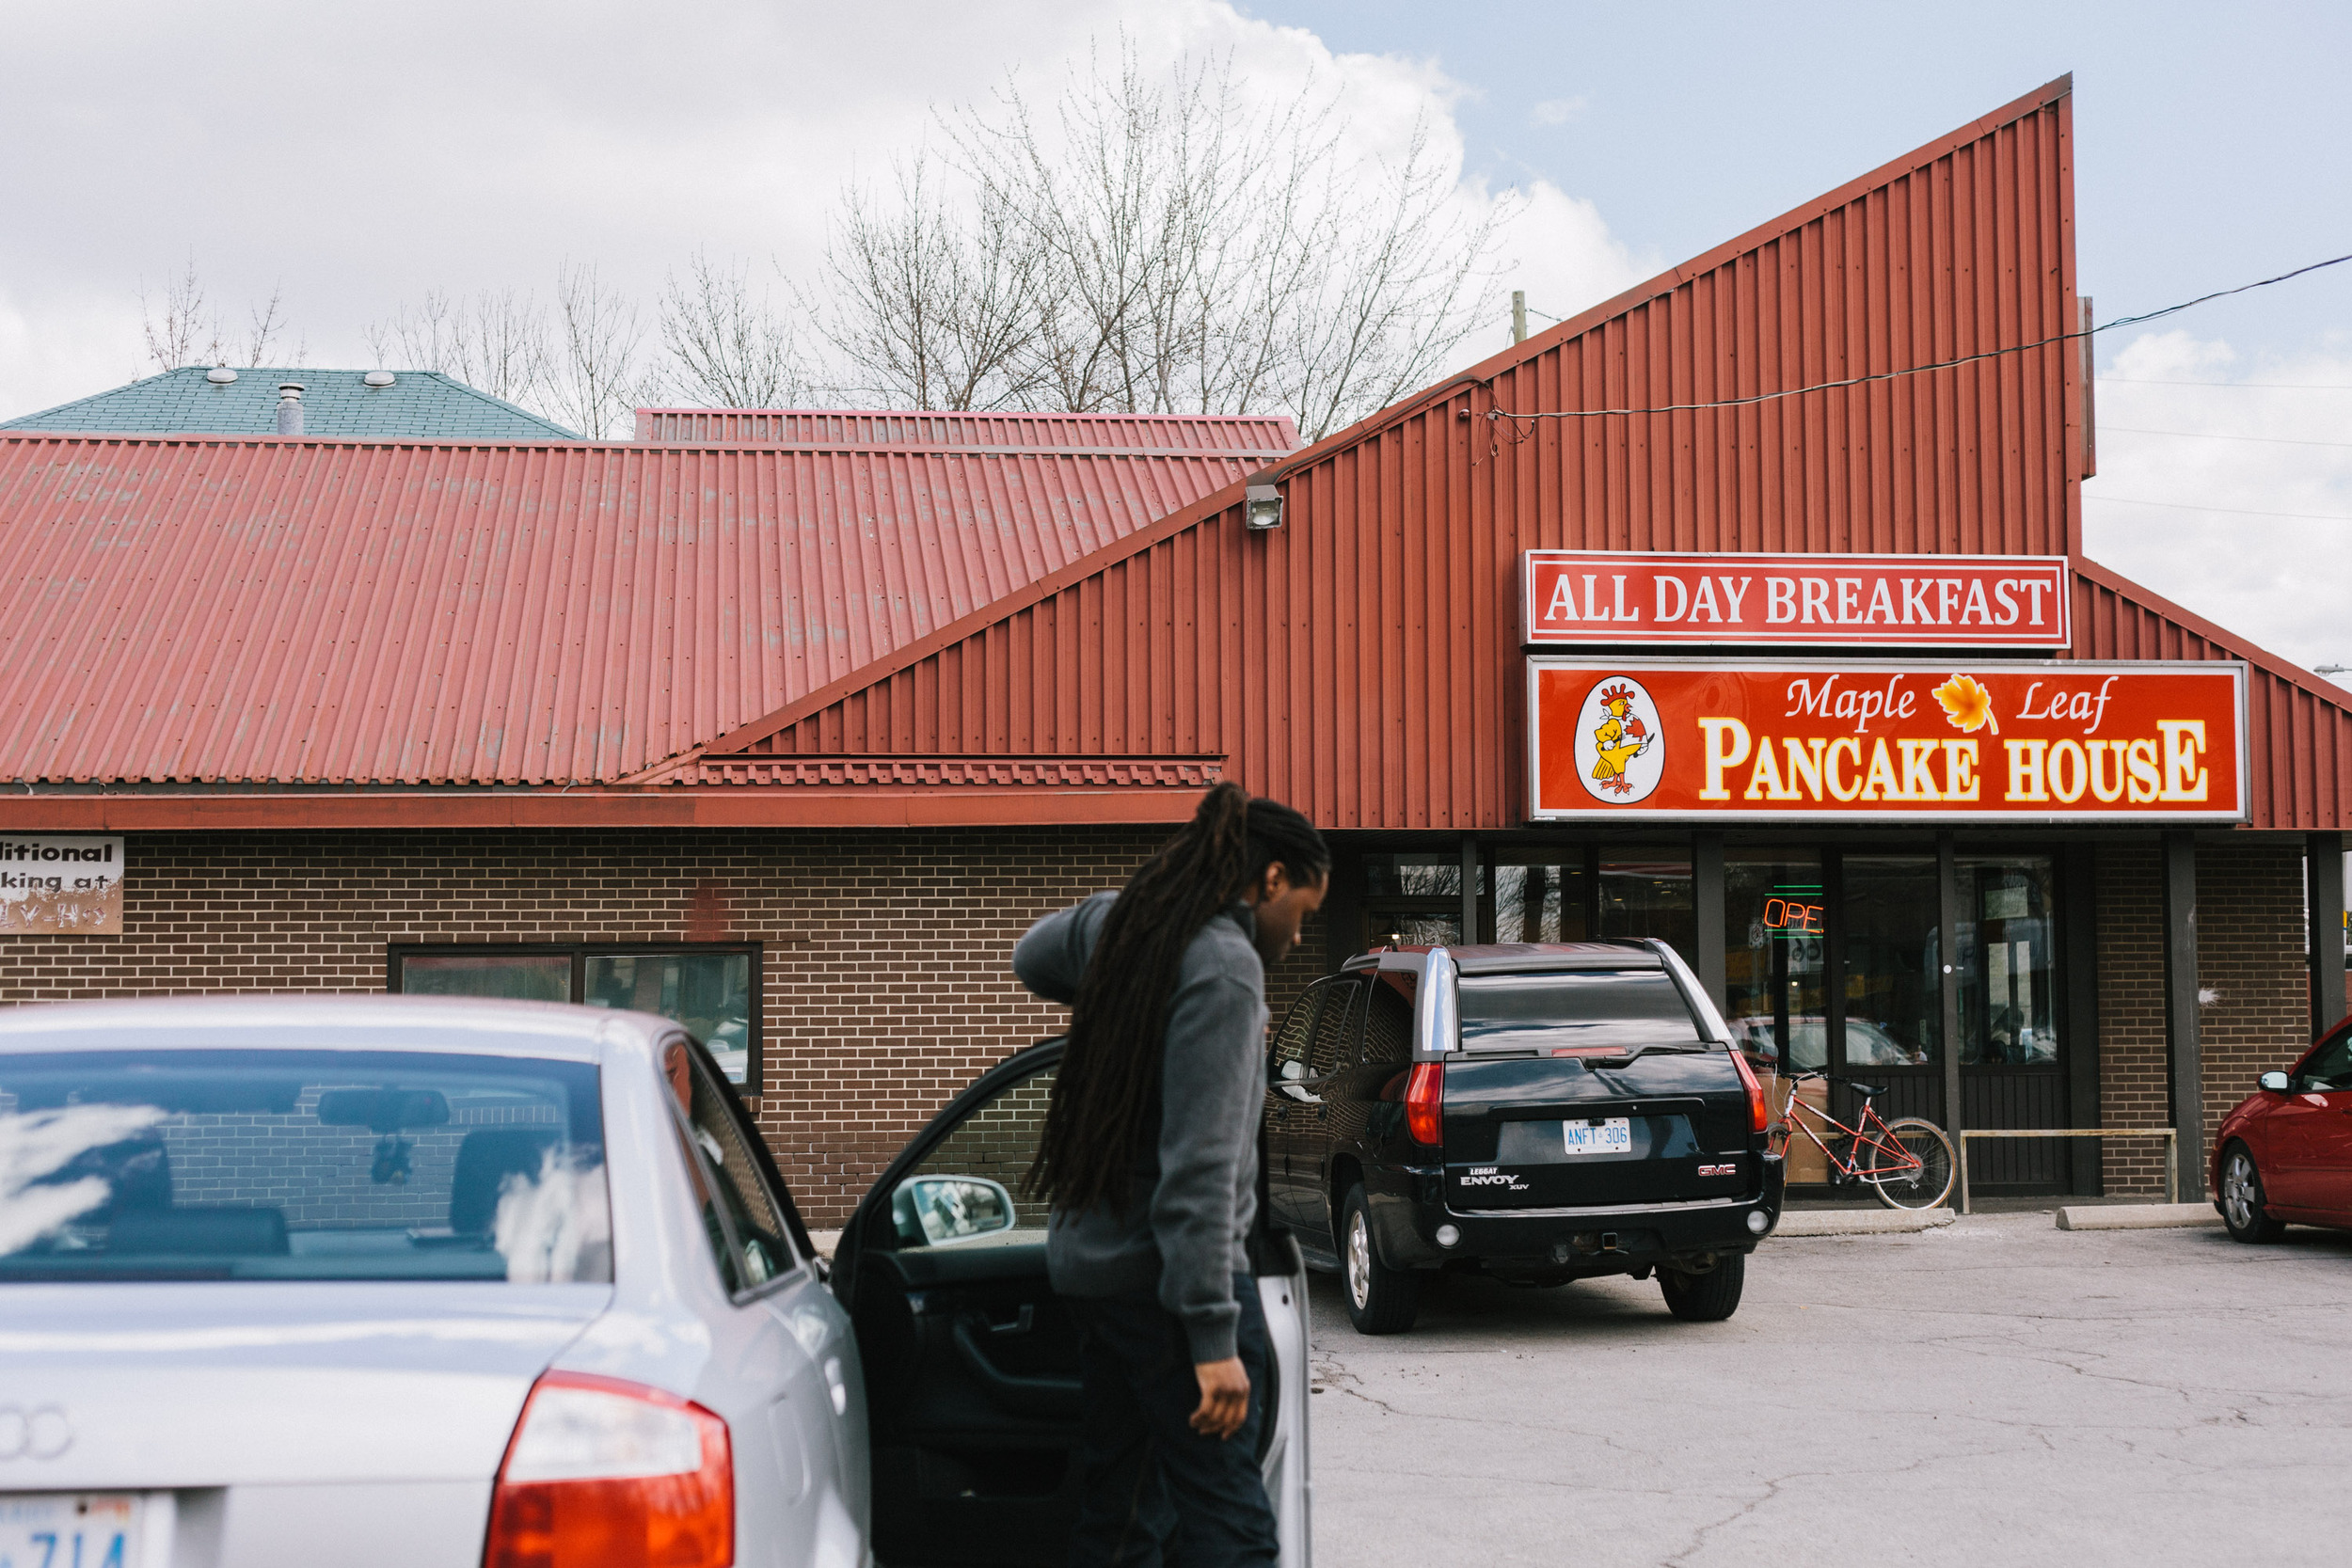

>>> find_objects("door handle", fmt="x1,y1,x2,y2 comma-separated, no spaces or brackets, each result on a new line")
987,1304,1036,1336
950,1317,1082,1418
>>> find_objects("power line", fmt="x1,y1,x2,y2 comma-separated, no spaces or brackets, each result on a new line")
1491,252,2352,423
2084,494,2352,524
2103,424,2352,449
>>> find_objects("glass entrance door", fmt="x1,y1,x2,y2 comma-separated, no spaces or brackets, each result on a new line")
1841,855,1947,1132
1955,855,2066,1189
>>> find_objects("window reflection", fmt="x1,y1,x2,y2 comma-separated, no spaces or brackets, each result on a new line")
1493,859,1589,943
1958,857,2058,1066
1844,856,1939,1067
1598,851,1694,969
1723,853,1825,1070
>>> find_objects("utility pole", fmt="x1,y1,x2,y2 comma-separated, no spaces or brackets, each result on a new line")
1511,290,1528,344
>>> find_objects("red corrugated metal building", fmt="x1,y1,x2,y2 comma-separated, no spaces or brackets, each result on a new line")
0,76,2339,1218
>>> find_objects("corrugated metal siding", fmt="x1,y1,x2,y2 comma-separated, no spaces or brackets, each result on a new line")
633,407,1301,453
721,82,2256,827
2071,558,2352,830
0,434,1258,785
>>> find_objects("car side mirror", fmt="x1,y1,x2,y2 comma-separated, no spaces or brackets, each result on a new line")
892,1175,1015,1247
1279,1059,1309,1083
2259,1070,2292,1093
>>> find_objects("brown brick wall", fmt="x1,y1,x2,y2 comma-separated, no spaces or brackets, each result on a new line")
0,828,1336,1227
2096,844,2169,1196
2194,840,2311,1182
2097,839,2311,1198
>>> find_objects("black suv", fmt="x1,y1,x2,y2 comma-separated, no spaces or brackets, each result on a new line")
1264,940,1784,1333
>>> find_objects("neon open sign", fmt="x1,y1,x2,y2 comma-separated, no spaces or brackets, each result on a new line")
1760,891,1823,939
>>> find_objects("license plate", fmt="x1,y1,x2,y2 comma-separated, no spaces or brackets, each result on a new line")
0,1494,147,1568
1563,1117,1632,1155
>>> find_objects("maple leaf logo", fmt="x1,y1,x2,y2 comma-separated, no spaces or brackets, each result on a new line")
1933,673,1999,735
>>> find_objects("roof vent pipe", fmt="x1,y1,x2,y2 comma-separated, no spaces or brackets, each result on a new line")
276,383,305,436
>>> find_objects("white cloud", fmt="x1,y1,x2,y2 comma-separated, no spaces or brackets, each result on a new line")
1531,96,1588,127
0,0,1645,420
2083,328,2352,684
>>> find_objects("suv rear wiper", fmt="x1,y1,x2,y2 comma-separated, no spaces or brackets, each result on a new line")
1570,1043,1717,1070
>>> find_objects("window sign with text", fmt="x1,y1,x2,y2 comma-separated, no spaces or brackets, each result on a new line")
1521,551,2071,650
0,835,124,934
1527,659,2247,823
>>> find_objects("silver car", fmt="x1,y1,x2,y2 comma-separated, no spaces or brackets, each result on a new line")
0,996,1311,1566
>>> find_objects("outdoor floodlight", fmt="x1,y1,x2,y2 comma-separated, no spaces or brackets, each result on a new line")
1244,483,1283,531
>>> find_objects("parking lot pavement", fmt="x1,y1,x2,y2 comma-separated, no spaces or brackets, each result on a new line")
1306,1213,2352,1567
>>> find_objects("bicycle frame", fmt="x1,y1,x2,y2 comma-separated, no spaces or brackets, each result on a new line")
1772,1075,1923,1183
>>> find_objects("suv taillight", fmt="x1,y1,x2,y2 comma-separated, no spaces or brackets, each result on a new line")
1405,1061,1444,1146
1729,1047,1770,1135
484,1370,732,1568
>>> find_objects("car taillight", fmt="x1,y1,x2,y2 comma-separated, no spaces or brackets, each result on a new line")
1405,1061,1444,1147
484,1370,732,1568
1728,1047,1770,1135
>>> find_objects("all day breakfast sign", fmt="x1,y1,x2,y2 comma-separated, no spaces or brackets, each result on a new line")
1527,660,2247,823
1520,551,2072,650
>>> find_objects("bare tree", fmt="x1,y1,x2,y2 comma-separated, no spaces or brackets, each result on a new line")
812,42,1504,438
141,260,311,372
364,288,549,406
140,256,221,372
654,250,810,408
238,284,306,367
545,262,649,439
815,152,1047,410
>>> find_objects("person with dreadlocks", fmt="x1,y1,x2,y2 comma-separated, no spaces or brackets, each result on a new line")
1013,783,1329,1567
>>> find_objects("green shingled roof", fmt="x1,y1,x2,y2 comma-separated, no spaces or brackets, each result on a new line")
2,366,582,440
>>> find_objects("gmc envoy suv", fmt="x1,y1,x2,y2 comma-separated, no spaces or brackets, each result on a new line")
1263,940,1784,1333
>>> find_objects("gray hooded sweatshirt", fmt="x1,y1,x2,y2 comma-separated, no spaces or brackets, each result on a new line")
1012,890,1266,1363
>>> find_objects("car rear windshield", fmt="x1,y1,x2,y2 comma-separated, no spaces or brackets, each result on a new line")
1457,970,1704,1052
0,1049,610,1284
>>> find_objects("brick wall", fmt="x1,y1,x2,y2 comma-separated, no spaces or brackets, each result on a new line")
0,827,1336,1227
2194,839,2311,1180
2097,839,2312,1198
2096,845,2169,1196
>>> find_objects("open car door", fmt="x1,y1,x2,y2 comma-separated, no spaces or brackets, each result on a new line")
831,1037,1312,1568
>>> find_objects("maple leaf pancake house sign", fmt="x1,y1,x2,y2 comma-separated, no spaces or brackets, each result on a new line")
1527,660,2248,824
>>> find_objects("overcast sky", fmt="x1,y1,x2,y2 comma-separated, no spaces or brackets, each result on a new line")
3,0,2345,676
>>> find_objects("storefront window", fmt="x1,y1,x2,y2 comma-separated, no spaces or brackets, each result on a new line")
1957,857,2058,1066
1364,852,1472,949
1723,852,1826,1069
390,945,761,1088
1598,851,1694,968
1492,856,1590,944
584,953,755,1085
398,952,571,1003
1844,857,1939,1067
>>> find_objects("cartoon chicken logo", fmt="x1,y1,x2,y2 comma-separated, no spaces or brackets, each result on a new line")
1574,676,1665,803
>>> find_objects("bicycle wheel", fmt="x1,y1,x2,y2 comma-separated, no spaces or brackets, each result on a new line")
1866,1118,1955,1210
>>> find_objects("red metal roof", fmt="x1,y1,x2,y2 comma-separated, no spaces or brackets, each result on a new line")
685,77,2349,832
0,431,1261,786
633,406,1300,454
8,79,2346,833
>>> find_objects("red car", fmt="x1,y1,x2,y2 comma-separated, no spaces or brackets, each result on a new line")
2214,1011,2352,1242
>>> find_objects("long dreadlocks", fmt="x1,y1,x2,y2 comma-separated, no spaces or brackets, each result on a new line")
1025,783,1329,1216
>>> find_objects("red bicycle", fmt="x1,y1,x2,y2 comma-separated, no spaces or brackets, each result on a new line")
1769,1070,1956,1211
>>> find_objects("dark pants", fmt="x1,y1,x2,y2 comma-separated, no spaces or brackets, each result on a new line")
1066,1273,1280,1568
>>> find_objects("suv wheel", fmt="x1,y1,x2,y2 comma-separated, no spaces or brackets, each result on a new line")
1659,1252,1745,1322
2219,1144,2287,1243
1339,1185,1419,1335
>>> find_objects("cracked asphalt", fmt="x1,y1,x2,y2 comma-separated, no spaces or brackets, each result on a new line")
1303,1212,2352,1566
